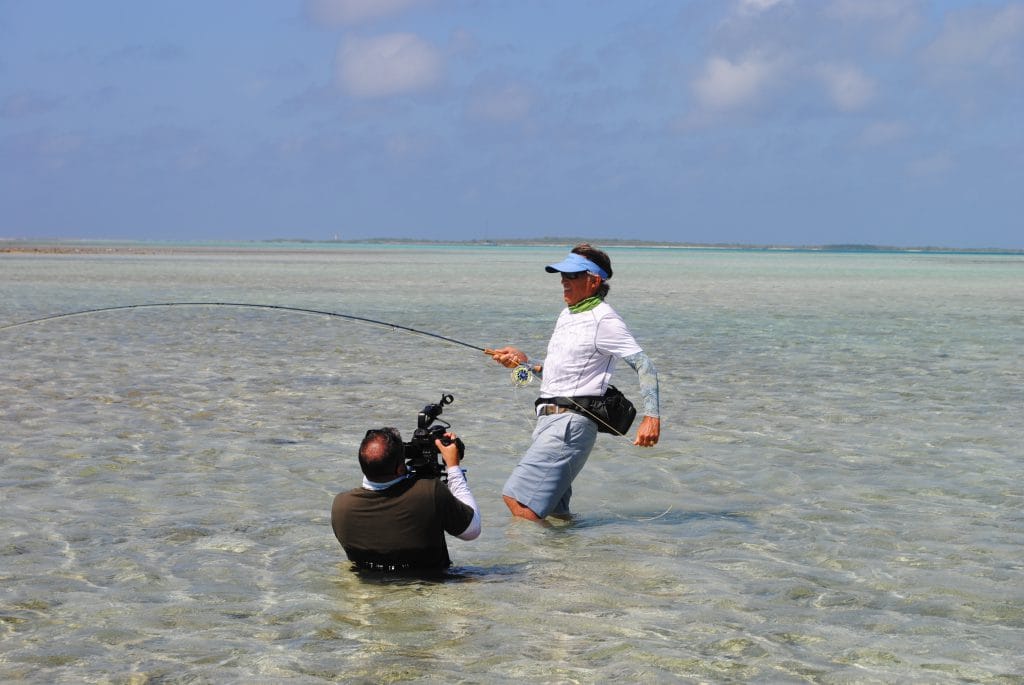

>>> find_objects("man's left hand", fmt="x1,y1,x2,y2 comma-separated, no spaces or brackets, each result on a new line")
633,416,660,447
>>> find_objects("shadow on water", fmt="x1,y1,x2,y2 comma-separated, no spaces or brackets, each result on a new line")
262,437,303,445
343,562,530,586
556,509,756,530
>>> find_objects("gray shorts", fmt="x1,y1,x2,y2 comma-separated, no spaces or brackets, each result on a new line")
502,412,598,518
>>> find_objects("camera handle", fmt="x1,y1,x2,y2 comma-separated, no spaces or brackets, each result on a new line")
418,393,455,429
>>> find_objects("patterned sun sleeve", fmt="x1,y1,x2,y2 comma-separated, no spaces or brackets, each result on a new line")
622,351,660,418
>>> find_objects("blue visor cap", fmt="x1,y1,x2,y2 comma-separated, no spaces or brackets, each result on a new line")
544,253,610,280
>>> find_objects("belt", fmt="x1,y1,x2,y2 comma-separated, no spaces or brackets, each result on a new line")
537,403,574,416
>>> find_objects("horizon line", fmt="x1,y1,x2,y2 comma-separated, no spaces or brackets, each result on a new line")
1,237,1022,255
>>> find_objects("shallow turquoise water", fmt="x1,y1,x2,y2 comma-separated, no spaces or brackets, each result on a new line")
1,246,1022,682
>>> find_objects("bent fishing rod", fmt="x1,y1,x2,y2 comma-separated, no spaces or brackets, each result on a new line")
0,301,638,435
0,301,487,352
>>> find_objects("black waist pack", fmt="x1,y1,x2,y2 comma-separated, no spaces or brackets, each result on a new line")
542,385,637,436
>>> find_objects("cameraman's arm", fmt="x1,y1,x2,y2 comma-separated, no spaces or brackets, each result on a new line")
445,466,481,540
438,435,481,541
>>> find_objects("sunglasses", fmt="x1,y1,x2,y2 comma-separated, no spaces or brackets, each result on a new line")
561,271,590,280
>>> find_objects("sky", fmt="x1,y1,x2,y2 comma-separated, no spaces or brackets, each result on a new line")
1,1,1022,248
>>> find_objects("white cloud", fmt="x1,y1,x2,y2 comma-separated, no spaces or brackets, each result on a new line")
307,0,427,27
907,153,954,179
923,4,1024,69
826,0,924,53
176,145,210,172
817,63,875,111
466,83,533,124
335,33,442,98
736,0,790,15
692,55,781,111
859,121,909,146
827,0,919,23
383,132,436,161
1,91,63,118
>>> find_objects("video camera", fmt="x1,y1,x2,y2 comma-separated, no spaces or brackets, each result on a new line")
403,393,465,481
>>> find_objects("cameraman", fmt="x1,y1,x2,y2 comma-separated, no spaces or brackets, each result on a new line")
331,427,481,572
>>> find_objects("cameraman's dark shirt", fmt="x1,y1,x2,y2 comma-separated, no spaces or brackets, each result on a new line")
331,477,474,571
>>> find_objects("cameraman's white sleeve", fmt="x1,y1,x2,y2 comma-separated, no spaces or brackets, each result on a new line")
445,466,481,540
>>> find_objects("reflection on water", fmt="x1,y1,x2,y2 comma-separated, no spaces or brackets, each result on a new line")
1,247,1023,682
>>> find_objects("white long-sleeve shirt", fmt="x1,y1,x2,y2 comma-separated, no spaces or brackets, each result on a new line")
445,466,481,540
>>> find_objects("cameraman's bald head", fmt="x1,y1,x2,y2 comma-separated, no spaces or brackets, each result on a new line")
358,428,405,481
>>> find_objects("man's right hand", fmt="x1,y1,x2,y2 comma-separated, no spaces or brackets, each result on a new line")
484,346,525,368
436,432,462,468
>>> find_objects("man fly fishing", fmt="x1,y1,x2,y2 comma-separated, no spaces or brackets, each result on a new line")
486,243,661,522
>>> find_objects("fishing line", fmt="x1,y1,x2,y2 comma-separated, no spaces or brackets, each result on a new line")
611,505,674,522
507,364,542,431
0,301,488,353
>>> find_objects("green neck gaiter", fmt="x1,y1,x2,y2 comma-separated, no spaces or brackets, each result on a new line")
569,295,603,314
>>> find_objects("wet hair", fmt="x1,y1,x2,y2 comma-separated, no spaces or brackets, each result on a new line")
572,243,612,298
358,427,404,480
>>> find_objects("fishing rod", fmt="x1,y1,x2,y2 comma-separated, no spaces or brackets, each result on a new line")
0,301,487,353
3,300,555,419
0,301,640,434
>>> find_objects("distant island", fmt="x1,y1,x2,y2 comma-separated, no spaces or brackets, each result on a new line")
1,238,1022,255
273,238,1024,254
